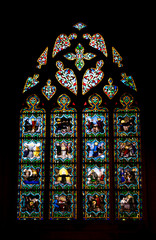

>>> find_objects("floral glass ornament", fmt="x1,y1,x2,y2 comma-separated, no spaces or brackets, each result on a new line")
42,79,56,100
73,22,87,30
83,33,108,57
55,61,78,95
112,47,123,67
120,73,137,91
36,47,48,69
52,33,77,58
23,74,39,93
82,60,104,95
64,43,96,71
103,78,118,99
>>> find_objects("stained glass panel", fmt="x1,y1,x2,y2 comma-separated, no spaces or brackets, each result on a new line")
83,163,110,190
114,93,142,220
50,191,77,220
19,22,144,222
50,163,77,190
82,94,110,219
17,95,46,220
50,94,77,220
114,163,142,190
115,191,142,220
83,191,110,219
17,190,44,220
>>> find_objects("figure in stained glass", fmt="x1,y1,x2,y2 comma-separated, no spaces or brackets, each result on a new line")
118,166,138,186
114,93,142,220
86,167,105,186
53,194,72,213
54,167,72,186
19,22,143,222
18,190,44,220
120,194,138,212
86,193,106,213
50,94,77,219
50,191,77,219
18,95,45,220
86,140,105,159
21,193,40,213
23,116,41,134
82,94,110,219
118,141,137,159
115,190,142,219
55,116,73,134
22,167,40,185
23,141,42,159
83,191,109,219
54,141,73,160
118,116,136,133
20,94,46,138
86,115,105,134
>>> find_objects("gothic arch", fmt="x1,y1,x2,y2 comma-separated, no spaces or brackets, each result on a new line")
17,22,143,221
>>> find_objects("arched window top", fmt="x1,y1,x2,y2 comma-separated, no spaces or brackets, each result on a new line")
22,22,138,104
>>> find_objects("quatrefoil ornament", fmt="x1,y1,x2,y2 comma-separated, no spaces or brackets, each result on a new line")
64,43,96,71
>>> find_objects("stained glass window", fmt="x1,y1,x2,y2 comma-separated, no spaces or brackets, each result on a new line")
18,22,144,222
113,93,142,220
50,94,77,220
82,94,110,219
17,95,46,220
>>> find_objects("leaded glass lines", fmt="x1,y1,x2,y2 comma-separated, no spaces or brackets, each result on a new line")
82,94,110,219
19,22,144,222
113,93,142,220
50,94,77,220
17,95,46,220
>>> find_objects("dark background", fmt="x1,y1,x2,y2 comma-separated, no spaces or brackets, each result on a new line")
1,3,156,240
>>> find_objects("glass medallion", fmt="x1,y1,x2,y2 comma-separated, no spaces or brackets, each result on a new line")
50,191,77,220
83,191,110,219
